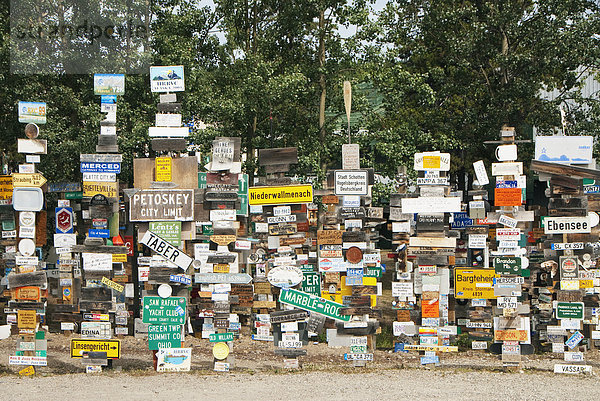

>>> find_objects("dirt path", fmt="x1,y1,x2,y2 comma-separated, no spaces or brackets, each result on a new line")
1,369,599,401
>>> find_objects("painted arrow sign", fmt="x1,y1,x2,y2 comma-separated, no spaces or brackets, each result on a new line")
12,173,47,187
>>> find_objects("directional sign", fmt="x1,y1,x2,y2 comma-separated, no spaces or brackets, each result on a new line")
278,289,350,322
70,339,120,359
12,173,46,187
209,332,234,343
140,230,193,270
142,296,187,324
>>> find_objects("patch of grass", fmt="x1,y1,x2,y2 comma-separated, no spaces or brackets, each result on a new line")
376,324,394,349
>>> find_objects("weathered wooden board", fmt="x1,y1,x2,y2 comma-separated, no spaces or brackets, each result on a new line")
151,138,188,152
8,271,47,288
80,287,112,301
258,148,298,166
351,285,377,295
157,103,182,112
70,245,129,254
409,237,456,248
134,157,198,189
531,159,600,180
79,300,113,312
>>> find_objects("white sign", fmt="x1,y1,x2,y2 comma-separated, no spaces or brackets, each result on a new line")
414,152,450,171
82,172,116,182
473,160,489,185
468,234,487,249
82,253,113,271
401,197,461,214
497,296,518,309
141,230,193,270
553,364,592,374
150,66,185,92
267,215,297,224
392,282,413,297
472,341,488,350
334,171,368,196
273,206,291,216
148,127,189,137
342,144,360,170
491,162,523,176
498,215,518,228
535,136,593,164
544,216,590,234
155,113,182,127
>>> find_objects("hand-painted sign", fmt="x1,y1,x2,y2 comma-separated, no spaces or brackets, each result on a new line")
156,348,192,372
12,173,46,187
140,230,193,270
142,296,187,324
279,289,350,321
130,189,194,221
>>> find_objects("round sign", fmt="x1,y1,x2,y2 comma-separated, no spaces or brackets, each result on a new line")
267,265,303,289
158,284,172,298
346,246,363,264
18,239,35,256
63,287,71,297
212,342,230,360
24,123,39,139
589,212,600,228
562,258,577,273
19,212,35,227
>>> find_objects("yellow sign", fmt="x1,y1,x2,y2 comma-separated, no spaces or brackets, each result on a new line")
454,268,498,299
18,366,35,376
17,310,37,329
422,156,441,169
210,235,236,246
155,157,172,182
83,181,118,198
0,175,13,199
70,339,121,359
212,342,230,360
12,173,47,188
249,184,313,206
112,254,127,263
580,280,594,289
494,329,528,342
101,276,124,293
213,264,230,273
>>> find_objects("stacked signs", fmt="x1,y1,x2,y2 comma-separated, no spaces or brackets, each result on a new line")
65,75,128,372
8,102,49,371
391,152,459,364
248,147,314,368
320,144,382,367
530,135,599,374
194,137,247,372
135,66,193,372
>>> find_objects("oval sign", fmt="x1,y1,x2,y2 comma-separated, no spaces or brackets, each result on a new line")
267,265,303,289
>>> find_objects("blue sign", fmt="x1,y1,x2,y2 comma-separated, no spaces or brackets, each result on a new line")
451,212,473,229
496,180,518,188
169,274,192,285
420,355,439,365
394,343,408,353
101,95,117,104
88,229,110,238
565,331,584,349
80,162,121,173
346,268,364,286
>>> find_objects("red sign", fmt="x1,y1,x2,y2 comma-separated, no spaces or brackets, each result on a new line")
124,235,134,256
494,188,522,207
55,207,73,234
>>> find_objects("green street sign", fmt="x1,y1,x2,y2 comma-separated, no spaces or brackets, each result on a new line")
198,172,207,189
209,332,234,343
350,345,367,353
65,191,83,200
148,324,182,350
279,289,350,322
493,257,522,275
365,266,382,278
142,296,187,324
556,302,584,320
301,272,321,297
202,225,214,236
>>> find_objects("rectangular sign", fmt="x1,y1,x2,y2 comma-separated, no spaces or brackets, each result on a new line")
535,136,593,164
94,74,125,95
149,127,189,137
82,173,116,182
148,324,182,350
148,221,181,246
544,216,590,234
554,364,592,374
401,197,461,213
142,296,187,324
130,189,194,221
80,162,121,174
494,188,522,206
455,269,497,299
249,185,313,205
70,339,120,359
140,231,193,270
18,101,46,124
82,181,118,198
557,302,584,320
334,170,368,195
150,65,185,92
279,289,350,321
414,152,450,171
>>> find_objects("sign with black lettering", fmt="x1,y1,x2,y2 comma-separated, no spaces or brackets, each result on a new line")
543,216,590,234
140,230,193,270
129,189,194,222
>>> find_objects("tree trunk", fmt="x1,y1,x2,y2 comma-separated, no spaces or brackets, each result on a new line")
318,10,327,175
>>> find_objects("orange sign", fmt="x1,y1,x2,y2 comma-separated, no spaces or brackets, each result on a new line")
15,287,40,301
494,329,528,342
494,188,522,207
422,298,440,318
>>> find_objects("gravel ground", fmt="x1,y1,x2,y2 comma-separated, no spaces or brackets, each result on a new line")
0,369,599,401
